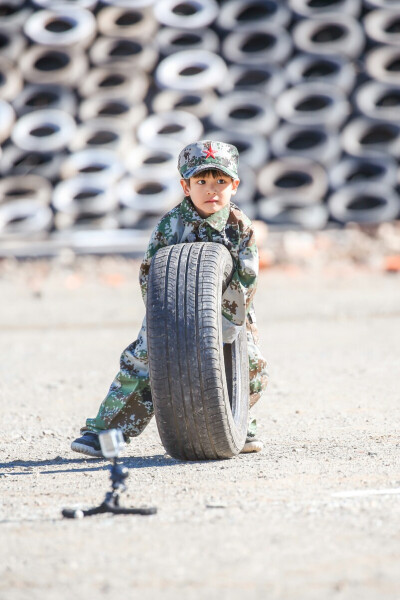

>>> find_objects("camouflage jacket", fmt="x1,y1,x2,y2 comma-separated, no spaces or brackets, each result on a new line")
139,197,259,327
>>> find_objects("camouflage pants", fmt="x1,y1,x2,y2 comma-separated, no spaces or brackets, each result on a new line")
83,315,268,438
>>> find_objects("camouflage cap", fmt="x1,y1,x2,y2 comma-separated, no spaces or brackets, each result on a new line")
178,139,239,179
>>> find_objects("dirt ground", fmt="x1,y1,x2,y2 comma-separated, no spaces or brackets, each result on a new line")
1,255,399,600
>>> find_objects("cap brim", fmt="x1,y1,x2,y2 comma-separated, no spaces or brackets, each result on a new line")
182,163,238,179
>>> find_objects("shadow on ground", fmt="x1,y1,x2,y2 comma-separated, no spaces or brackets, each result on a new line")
0,453,216,475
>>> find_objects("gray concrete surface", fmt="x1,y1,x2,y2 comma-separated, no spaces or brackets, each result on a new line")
1,258,399,600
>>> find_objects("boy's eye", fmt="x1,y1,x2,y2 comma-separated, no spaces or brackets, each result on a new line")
195,178,227,184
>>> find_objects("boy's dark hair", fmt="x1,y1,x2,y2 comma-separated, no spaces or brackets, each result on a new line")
186,168,232,186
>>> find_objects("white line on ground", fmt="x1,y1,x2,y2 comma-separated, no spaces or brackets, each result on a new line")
332,488,400,498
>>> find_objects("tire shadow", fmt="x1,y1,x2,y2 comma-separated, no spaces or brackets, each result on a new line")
0,454,182,475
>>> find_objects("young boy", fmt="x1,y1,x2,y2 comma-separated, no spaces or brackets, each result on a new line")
71,140,268,457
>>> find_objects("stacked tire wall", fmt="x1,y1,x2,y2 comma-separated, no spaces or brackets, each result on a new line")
1,0,400,243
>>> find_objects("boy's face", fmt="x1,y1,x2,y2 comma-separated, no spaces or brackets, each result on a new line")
180,172,240,219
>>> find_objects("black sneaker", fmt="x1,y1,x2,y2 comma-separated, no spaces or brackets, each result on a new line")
71,432,103,458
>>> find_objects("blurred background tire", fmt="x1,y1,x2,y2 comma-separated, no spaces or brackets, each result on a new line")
0,174,52,206
78,63,149,100
218,64,286,97
11,109,76,152
97,6,158,39
209,92,278,135
258,196,329,229
0,201,53,239
206,129,269,169
154,0,219,29
341,118,400,158
0,99,15,143
24,6,97,48
79,95,147,127
137,110,203,149
276,82,350,129
2,0,400,242
60,149,125,184
271,124,341,166
89,36,158,71
0,145,64,180
366,46,400,85
118,175,181,214
12,83,77,116
0,29,26,61
289,0,362,18
53,177,118,220
0,2,32,30
222,26,292,66
152,89,217,119
364,9,400,46
20,46,88,86
155,27,219,55
155,50,227,91
329,156,398,190
0,57,23,100
293,16,365,59
124,146,177,178
68,117,134,155
217,0,291,30
328,183,400,224
286,54,356,94
258,157,328,201
355,81,400,122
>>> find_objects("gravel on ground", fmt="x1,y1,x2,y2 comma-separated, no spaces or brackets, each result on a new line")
1,256,399,600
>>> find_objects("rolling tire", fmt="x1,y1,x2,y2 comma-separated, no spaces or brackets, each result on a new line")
147,242,249,461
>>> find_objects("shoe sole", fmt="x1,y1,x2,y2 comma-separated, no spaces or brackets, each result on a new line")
240,440,263,453
70,441,103,458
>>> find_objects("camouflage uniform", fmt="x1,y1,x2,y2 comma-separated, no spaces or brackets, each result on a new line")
83,141,268,438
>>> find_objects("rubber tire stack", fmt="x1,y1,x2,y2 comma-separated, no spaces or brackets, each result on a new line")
1,0,400,244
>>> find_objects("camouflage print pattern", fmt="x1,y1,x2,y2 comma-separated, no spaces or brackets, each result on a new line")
140,197,258,327
178,140,239,180
246,309,269,408
84,317,154,437
82,196,268,438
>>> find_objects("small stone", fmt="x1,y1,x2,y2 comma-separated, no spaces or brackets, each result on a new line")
206,501,227,509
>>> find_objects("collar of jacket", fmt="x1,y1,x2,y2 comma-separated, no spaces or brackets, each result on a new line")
179,197,230,232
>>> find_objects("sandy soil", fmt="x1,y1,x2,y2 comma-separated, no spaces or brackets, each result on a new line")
1,257,399,600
